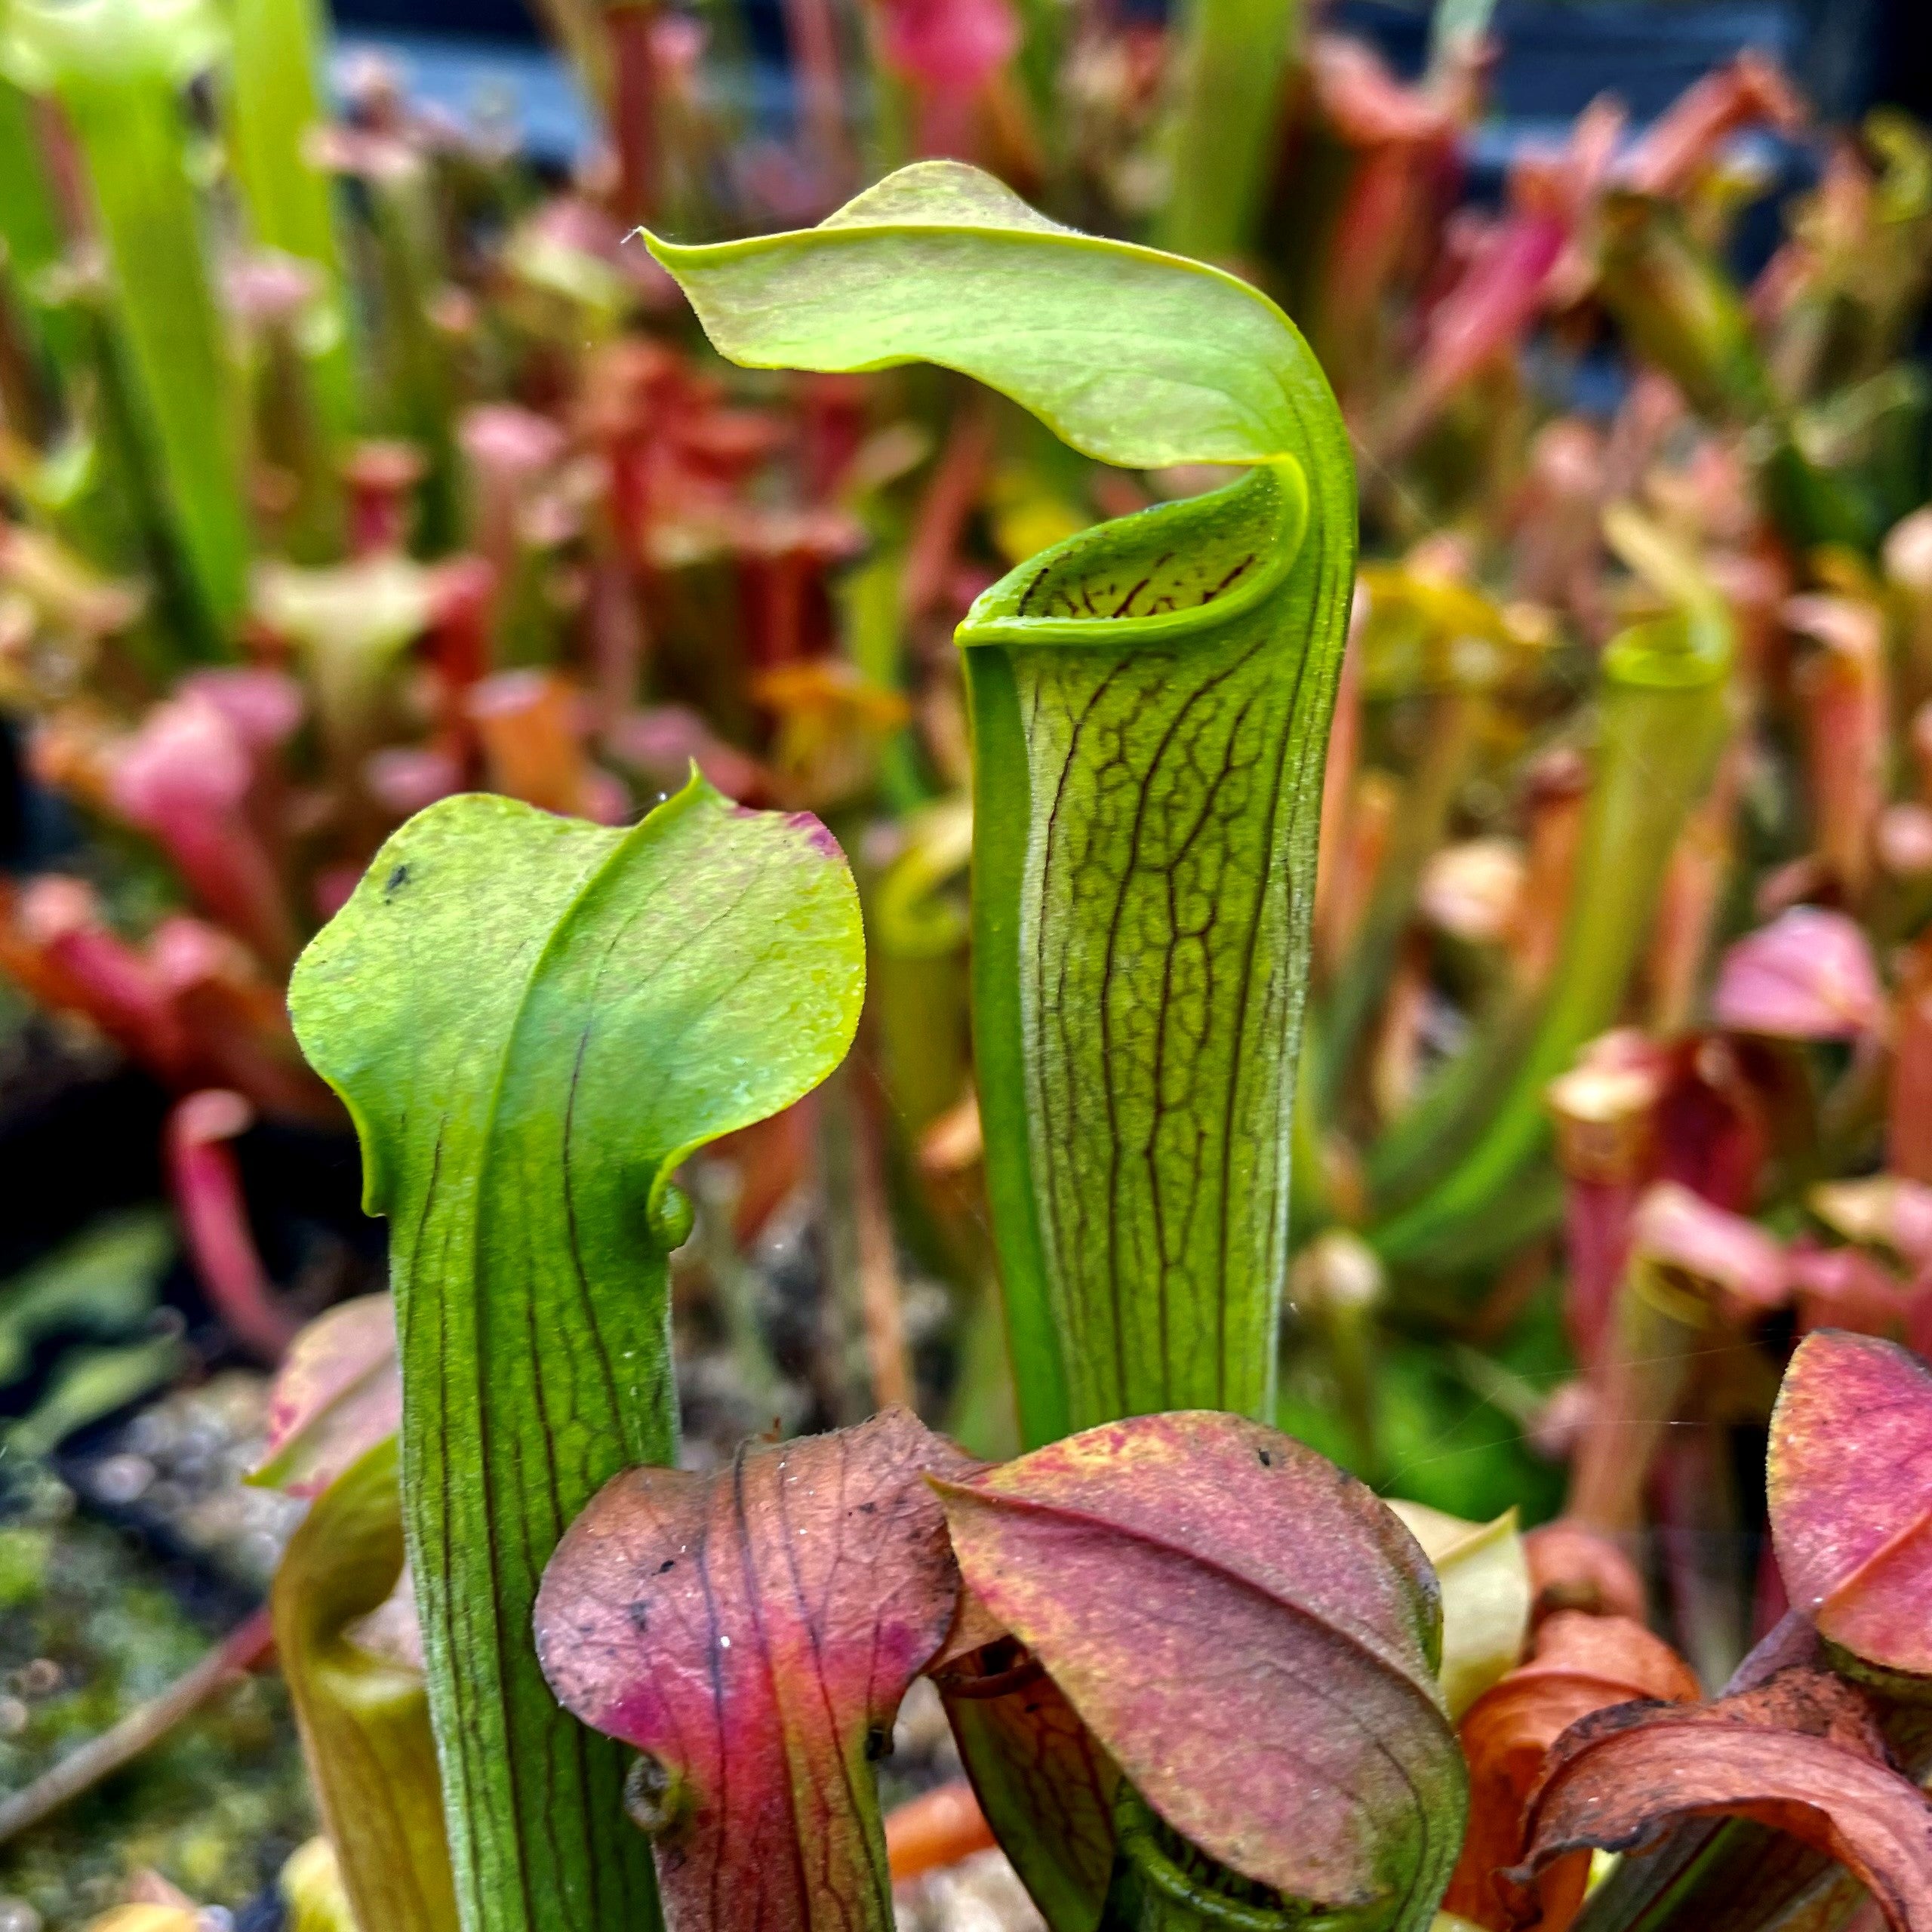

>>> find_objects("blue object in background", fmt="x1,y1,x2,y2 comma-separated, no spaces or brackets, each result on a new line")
331,0,536,38
1332,0,1926,122
331,0,1924,176
1334,0,1798,117
336,31,593,163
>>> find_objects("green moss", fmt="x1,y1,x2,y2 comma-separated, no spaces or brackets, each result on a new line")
0,1492,312,1924
0,1530,51,1613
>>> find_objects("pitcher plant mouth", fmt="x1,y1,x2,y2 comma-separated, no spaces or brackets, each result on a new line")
959,462,1309,651
933,1635,1051,1701
1106,1784,1348,1932
1113,1795,1454,1932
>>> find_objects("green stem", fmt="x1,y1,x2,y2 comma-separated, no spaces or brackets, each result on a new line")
1595,192,1867,553
1574,1814,1867,1932
840,542,931,814
0,78,76,392
225,0,355,445
1362,990,1540,1217
59,71,249,645
1008,0,1064,134
369,159,457,549
290,783,864,1932
689,1161,793,1432
1370,606,1732,1276
1288,1010,1332,1239
1322,1278,1380,1479
635,161,1359,1441
397,1207,671,1932
54,297,168,588
854,8,912,177
948,1269,1023,1462
1316,691,1477,1121
1155,0,1301,263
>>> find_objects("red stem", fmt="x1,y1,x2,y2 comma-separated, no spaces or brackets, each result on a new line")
608,2,657,227
901,405,993,621
782,0,851,188
167,1090,298,1363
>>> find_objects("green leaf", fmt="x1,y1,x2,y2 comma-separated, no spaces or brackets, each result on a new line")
648,163,1355,1442
643,160,1346,478
288,775,866,1932
0,1208,172,1387
272,1438,458,1932
0,75,81,379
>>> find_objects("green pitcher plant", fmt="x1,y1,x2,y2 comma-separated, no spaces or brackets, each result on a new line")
642,159,1356,1442
289,779,869,1932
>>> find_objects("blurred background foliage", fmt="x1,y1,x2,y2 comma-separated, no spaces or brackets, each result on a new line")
0,0,1927,1919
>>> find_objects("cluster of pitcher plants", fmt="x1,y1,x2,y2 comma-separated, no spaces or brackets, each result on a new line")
2,0,1932,1927
256,156,1932,1932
